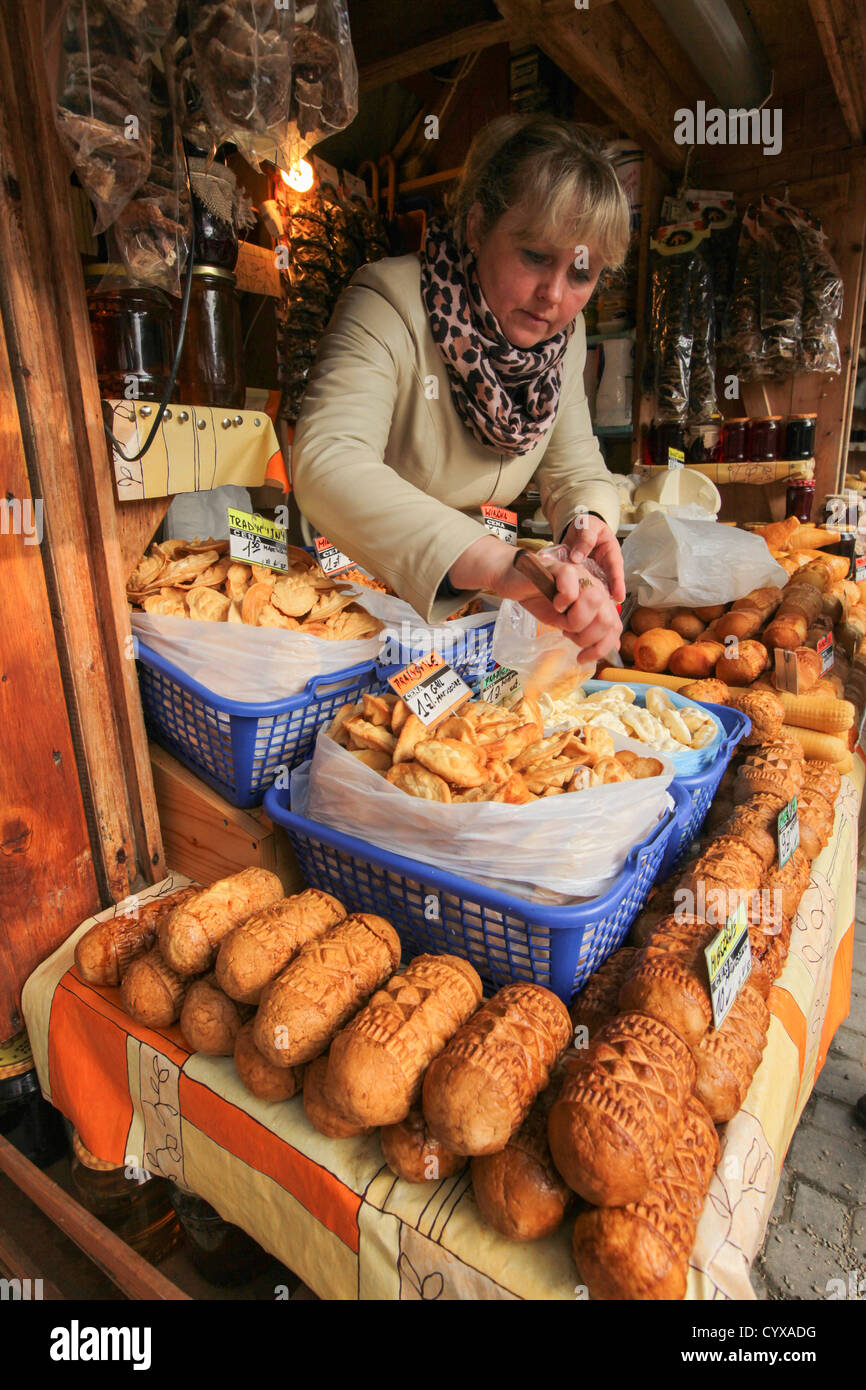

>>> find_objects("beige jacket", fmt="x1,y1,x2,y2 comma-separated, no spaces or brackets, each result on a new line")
292,254,621,622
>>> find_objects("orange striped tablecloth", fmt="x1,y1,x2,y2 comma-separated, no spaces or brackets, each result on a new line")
21,767,860,1301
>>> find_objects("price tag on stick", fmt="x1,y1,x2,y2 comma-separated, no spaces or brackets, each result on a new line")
777,796,800,868
479,664,522,705
481,505,518,544
817,632,834,674
227,508,288,571
389,654,472,728
773,646,800,695
704,902,752,1031
314,535,353,577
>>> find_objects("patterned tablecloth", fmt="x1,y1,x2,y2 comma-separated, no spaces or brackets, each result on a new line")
21,758,862,1301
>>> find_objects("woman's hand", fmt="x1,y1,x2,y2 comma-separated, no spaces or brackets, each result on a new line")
448,535,622,664
561,512,626,603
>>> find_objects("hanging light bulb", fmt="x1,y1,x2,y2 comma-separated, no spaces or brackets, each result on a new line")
281,158,314,193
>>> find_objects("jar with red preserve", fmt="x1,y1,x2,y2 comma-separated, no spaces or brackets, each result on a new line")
721,418,748,462
748,416,783,462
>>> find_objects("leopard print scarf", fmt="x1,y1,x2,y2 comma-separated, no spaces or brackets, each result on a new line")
419,214,574,457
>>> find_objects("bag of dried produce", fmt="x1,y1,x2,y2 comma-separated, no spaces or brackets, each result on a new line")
285,0,358,164
778,202,843,375
757,197,803,375
46,0,153,233
644,221,716,422
720,205,766,381
188,0,295,159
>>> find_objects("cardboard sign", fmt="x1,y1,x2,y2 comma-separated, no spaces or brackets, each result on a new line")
777,797,800,868
227,508,288,571
704,902,752,1031
817,631,834,674
311,154,340,192
773,646,800,695
667,447,685,470
481,505,518,544
342,168,371,206
314,535,353,577
388,654,472,728
479,664,521,705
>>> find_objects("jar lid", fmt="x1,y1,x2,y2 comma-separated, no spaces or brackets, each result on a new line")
192,265,237,282
84,262,127,279
788,413,818,421
751,415,783,422
724,417,749,423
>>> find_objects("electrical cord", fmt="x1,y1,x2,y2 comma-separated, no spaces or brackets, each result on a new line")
102,143,196,463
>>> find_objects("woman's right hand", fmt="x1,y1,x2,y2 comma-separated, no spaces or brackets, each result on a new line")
448,536,622,665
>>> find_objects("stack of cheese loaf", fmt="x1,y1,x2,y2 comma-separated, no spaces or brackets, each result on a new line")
614,551,860,773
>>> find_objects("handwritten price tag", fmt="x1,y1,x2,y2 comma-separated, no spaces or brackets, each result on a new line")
481,505,518,544
777,796,800,868
388,654,472,728
855,555,866,584
704,902,752,1031
479,664,521,705
314,535,353,577
227,508,288,571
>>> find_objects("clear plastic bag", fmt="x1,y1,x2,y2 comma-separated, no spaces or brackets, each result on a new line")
721,206,765,380
294,729,674,903
101,0,179,55
286,0,358,159
336,585,498,679
491,600,595,694
188,0,295,156
621,512,789,608
783,205,843,375
131,611,381,702
111,54,191,295
49,0,153,234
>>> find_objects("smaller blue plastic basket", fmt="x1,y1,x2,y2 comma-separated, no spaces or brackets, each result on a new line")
136,641,385,809
656,701,751,879
264,779,691,1001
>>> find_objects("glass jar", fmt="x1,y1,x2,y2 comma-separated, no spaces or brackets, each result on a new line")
169,1188,270,1287
748,416,783,462
785,478,816,523
69,1130,182,1264
652,420,686,467
190,159,239,271
86,265,175,401
685,418,722,463
784,414,817,461
0,1043,67,1171
175,265,245,408
721,417,749,462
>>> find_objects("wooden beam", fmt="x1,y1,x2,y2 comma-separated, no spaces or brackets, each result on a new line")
0,1135,190,1301
616,0,707,111
494,1,689,169
359,18,509,91
0,1227,65,1300
806,0,866,144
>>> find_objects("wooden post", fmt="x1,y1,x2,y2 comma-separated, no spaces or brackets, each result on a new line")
0,3,166,901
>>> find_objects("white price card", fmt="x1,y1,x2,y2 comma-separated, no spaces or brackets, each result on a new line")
817,631,834,674
777,796,800,868
667,447,685,470
314,535,353,577
388,653,472,728
479,664,521,705
704,902,752,1031
481,504,518,544
227,509,288,571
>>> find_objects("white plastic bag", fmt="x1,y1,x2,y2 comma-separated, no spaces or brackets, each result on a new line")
337,585,498,677
621,512,788,607
294,729,674,902
132,612,380,702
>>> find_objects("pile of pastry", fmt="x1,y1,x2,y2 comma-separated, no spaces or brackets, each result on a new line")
126,537,381,640
537,683,719,756
325,691,664,803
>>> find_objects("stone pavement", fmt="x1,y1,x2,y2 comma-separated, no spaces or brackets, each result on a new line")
751,854,866,1301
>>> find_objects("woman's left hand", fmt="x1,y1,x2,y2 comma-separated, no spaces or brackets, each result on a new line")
561,513,626,603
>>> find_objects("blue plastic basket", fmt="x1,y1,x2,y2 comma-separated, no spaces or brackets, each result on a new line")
264,779,691,1001
656,702,751,879
377,618,497,688
136,641,385,809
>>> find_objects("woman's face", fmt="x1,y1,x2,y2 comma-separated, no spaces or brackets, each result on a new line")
466,201,603,348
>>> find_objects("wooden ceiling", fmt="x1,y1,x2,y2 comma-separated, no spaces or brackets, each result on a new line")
351,0,865,168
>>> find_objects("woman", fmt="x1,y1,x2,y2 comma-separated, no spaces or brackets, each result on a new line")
292,115,630,663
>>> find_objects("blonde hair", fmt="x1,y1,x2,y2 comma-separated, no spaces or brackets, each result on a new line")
448,115,631,270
